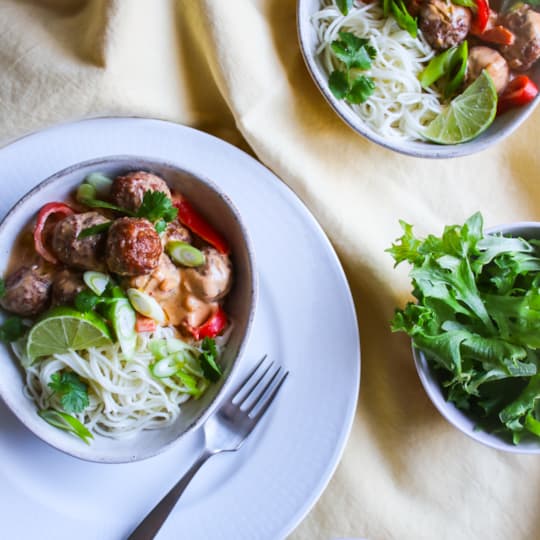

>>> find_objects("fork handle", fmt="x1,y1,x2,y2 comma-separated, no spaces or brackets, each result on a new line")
127,449,214,540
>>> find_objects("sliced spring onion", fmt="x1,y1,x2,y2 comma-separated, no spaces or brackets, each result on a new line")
176,369,203,397
107,298,137,359
166,338,192,354
149,339,169,359
127,289,166,324
38,409,93,444
166,241,205,267
151,356,179,378
76,183,97,203
83,271,110,296
84,172,113,197
77,221,112,239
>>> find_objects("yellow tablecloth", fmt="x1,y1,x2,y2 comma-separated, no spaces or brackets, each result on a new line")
1,1,539,539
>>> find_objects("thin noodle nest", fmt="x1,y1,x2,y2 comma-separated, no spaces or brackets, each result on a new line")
14,326,226,439
312,0,443,140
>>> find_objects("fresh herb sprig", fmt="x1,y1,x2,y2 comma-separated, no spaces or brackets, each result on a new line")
329,31,376,104
0,316,26,343
48,371,90,414
198,337,222,382
78,190,178,236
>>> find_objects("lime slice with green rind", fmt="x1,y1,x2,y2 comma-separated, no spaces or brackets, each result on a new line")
26,306,112,361
423,70,498,145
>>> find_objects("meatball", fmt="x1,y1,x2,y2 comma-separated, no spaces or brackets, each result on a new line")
500,5,540,72
0,266,51,316
106,217,162,276
128,253,180,299
419,0,471,50
183,247,232,302
161,221,191,247
51,212,108,271
468,46,509,94
111,171,171,212
52,269,85,306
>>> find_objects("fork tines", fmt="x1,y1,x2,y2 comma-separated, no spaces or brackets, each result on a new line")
232,355,289,418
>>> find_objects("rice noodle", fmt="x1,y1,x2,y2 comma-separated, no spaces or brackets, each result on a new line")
14,326,223,439
312,0,443,140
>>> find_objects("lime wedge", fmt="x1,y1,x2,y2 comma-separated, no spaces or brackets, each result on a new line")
423,70,498,145
26,306,113,361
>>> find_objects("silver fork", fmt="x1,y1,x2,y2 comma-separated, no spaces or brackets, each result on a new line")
127,355,289,540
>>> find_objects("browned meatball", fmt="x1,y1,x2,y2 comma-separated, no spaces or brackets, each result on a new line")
468,46,509,94
51,212,108,271
111,171,171,212
52,269,85,306
161,221,191,247
106,217,162,276
183,247,232,302
500,5,540,72
419,0,471,50
1,266,52,316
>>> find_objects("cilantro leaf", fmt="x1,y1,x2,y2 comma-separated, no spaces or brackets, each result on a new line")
336,0,354,15
198,337,222,382
136,191,178,224
329,70,350,99
331,31,374,70
346,75,375,103
328,32,377,105
0,317,26,342
48,371,89,414
0,278,5,298
155,219,168,234
74,289,101,312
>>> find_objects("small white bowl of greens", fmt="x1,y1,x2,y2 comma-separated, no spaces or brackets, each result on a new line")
389,214,540,452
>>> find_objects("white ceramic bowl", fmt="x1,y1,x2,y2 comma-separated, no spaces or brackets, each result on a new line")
297,0,540,158
0,156,257,463
413,221,540,453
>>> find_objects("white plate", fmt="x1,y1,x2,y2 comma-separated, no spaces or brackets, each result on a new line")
0,118,360,540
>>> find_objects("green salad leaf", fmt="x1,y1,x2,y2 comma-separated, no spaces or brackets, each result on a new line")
388,212,540,443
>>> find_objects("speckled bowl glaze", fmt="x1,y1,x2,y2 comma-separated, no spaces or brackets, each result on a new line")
413,221,540,453
297,0,540,158
0,155,257,463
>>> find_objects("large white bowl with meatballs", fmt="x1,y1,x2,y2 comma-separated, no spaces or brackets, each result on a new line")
0,156,257,463
298,0,540,158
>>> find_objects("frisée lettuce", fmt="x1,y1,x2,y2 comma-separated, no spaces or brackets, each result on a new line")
388,212,540,444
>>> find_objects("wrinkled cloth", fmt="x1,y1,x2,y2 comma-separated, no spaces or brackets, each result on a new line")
1,0,540,539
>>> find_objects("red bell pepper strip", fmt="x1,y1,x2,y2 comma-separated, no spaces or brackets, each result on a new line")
471,0,490,35
135,313,157,333
186,306,227,341
498,76,539,115
174,198,230,255
479,26,514,46
33,202,75,264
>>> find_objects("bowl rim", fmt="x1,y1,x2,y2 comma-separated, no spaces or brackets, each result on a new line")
412,220,540,453
296,0,540,159
0,154,258,463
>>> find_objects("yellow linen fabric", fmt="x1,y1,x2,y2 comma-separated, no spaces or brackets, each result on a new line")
0,0,539,539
